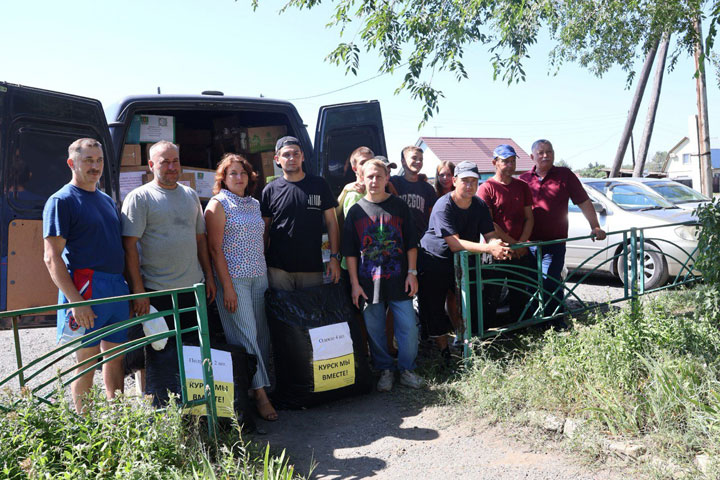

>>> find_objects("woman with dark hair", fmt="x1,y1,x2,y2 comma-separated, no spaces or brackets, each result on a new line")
205,153,277,421
435,160,455,197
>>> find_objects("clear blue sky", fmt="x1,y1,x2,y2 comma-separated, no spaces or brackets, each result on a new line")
1,0,717,170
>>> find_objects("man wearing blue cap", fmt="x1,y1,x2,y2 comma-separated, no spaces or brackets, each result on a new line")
477,145,535,325
418,161,511,359
261,136,340,290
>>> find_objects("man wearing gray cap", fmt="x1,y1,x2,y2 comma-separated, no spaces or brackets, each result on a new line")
418,161,511,359
261,136,340,290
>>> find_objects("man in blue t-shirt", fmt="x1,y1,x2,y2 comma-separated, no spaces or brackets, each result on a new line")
390,146,437,239
42,138,129,413
418,161,511,359
261,136,340,290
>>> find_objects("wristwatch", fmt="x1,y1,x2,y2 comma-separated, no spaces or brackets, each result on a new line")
330,253,341,261
408,269,418,276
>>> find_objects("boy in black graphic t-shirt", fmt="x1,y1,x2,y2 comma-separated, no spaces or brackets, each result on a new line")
390,146,437,238
261,136,340,290
342,159,425,392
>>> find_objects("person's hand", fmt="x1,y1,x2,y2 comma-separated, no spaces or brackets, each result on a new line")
132,297,151,318
488,238,511,260
405,273,418,296
351,283,368,309
326,258,341,284
591,227,607,241
71,305,97,329
223,286,238,313
205,276,217,303
350,182,366,194
513,246,529,258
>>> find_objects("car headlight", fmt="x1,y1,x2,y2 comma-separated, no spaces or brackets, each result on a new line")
674,225,698,241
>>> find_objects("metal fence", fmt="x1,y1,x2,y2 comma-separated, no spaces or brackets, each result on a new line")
455,221,701,358
0,283,219,436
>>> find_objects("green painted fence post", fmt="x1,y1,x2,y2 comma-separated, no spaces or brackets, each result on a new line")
194,283,217,438
630,228,640,317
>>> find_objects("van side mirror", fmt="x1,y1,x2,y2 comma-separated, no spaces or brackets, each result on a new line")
592,201,606,215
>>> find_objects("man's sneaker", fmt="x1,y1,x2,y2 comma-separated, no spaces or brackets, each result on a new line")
399,370,425,389
377,370,394,392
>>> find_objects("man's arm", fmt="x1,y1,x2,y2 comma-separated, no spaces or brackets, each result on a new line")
405,247,418,296
444,233,511,260
44,236,97,328
513,205,535,257
123,236,150,317
196,233,216,302
577,199,607,240
346,256,367,309
262,217,271,249
323,207,341,283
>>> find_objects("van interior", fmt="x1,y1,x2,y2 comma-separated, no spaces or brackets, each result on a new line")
119,109,301,202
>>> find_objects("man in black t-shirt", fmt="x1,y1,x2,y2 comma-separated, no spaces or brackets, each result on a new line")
418,161,511,357
390,146,436,238
261,136,340,290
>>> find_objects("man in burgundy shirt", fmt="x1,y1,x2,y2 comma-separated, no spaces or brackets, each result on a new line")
477,144,535,325
519,139,606,323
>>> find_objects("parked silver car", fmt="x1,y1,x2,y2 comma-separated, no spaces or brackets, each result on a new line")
599,177,710,211
565,178,698,289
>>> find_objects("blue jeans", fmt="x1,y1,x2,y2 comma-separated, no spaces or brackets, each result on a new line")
363,300,418,371
530,242,566,317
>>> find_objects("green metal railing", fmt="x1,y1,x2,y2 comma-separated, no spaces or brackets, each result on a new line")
0,283,218,436
455,221,701,358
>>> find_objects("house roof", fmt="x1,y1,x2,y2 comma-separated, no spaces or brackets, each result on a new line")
417,137,533,173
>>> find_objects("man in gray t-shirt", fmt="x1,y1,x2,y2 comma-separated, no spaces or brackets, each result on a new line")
121,140,216,320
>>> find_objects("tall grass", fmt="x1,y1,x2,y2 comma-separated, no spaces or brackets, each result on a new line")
0,388,303,480
452,286,720,472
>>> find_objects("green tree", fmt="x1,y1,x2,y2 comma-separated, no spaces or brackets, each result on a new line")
260,0,718,124
647,150,669,171
576,162,607,178
555,159,570,168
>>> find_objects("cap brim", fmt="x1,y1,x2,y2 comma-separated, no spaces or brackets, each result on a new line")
456,172,479,179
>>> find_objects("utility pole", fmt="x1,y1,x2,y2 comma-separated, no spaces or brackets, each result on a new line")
610,39,660,177
635,34,670,177
694,18,713,196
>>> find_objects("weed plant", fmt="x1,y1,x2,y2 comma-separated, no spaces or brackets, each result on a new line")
452,286,720,473
0,388,304,480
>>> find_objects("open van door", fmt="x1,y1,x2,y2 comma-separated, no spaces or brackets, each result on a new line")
313,101,386,197
0,83,114,325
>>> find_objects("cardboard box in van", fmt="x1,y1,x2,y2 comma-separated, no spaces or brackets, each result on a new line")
183,167,216,199
247,125,287,153
121,144,141,166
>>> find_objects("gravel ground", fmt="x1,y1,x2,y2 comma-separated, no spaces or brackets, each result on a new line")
1,275,633,479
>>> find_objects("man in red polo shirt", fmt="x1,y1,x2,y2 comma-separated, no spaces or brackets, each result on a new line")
477,144,535,326
519,139,606,325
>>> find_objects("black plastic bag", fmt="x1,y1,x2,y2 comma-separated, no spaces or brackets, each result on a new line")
265,283,373,409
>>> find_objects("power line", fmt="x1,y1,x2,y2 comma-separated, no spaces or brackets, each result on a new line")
288,68,398,101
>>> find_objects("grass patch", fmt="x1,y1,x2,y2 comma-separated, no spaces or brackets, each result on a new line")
443,286,720,477
0,388,305,479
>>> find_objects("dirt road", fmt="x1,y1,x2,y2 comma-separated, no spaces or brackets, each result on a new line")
259,387,623,480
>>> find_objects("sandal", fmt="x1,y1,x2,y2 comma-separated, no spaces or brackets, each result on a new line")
256,400,278,421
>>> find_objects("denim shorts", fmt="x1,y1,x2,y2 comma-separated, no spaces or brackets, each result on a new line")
57,269,130,347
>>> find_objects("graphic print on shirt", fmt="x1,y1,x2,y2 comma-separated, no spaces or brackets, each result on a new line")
354,214,405,281
398,193,425,214
307,194,322,209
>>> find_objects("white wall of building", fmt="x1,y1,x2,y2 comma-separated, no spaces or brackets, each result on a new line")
666,116,717,190
416,140,442,182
